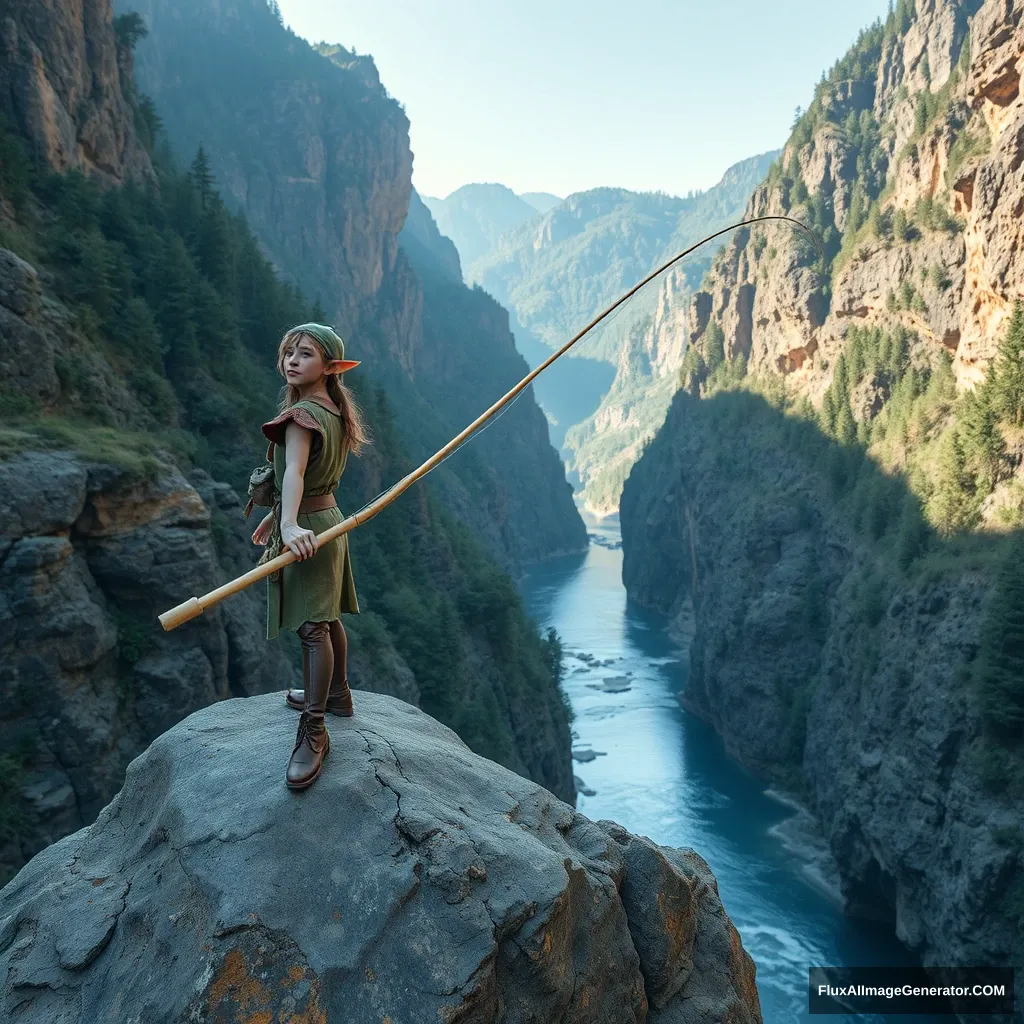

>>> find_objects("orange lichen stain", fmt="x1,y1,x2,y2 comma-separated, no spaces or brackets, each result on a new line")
204,948,327,1024
333,909,342,921
581,988,590,1008
542,932,552,955
657,890,691,948
284,965,304,983
365,967,377,982
91,877,106,886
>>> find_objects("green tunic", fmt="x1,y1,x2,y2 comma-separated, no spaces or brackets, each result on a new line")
261,396,359,640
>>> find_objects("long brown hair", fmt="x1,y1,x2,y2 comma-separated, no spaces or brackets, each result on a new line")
275,329,372,456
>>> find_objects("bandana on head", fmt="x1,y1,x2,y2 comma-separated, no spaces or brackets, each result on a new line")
289,323,360,371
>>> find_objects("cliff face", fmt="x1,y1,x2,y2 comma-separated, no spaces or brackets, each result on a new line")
620,0,1024,983
120,0,586,572
686,0,1020,396
620,388,1024,977
0,0,151,185
0,690,763,1024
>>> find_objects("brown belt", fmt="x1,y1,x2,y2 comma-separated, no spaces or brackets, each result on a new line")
297,494,338,514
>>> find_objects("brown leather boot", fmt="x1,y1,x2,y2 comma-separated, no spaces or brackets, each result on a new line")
287,621,333,789
286,618,353,715
285,681,353,716
286,710,329,789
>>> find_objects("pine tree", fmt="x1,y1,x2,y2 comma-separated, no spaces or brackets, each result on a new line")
993,300,1024,426
960,378,1006,490
197,193,234,295
157,234,199,381
975,533,1024,738
821,389,838,435
836,402,858,446
114,12,148,52
929,428,976,535
703,321,725,372
896,490,929,569
189,147,216,211
310,296,327,323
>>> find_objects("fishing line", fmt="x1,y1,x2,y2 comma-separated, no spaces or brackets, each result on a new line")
346,214,822,522
160,216,823,630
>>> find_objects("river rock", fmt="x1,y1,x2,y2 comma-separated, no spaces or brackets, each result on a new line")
572,748,608,763
574,774,597,797
602,676,634,692
0,691,762,1023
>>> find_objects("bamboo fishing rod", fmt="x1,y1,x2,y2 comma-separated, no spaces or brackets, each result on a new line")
159,214,822,631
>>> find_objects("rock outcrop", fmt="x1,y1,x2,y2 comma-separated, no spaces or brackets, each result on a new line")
0,691,763,1023
620,389,1024,979
0,0,151,185
0,0,580,886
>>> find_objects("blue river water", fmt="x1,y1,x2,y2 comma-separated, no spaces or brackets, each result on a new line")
516,506,946,1024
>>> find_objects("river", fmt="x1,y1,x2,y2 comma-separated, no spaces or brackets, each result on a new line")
516,505,945,1024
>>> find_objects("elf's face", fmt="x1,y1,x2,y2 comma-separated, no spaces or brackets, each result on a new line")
282,335,326,388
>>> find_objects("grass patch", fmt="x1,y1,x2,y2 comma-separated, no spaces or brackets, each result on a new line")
0,415,192,483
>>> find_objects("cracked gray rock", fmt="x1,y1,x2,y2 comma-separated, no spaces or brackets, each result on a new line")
0,691,762,1023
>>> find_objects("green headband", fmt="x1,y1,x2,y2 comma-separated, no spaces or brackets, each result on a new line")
290,322,348,362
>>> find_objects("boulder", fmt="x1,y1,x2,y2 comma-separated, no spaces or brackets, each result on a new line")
0,691,762,1023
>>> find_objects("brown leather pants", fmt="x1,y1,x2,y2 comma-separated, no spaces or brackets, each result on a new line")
296,619,348,713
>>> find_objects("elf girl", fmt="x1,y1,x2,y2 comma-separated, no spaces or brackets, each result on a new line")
251,323,370,790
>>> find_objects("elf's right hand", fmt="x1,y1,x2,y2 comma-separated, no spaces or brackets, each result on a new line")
280,520,319,560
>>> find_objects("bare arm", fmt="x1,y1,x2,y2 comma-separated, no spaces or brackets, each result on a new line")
279,421,318,559
280,421,311,526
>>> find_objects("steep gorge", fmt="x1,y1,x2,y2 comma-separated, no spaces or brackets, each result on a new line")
621,0,1024,982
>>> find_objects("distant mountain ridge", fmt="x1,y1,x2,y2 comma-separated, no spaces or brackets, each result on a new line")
421,183,547,268
466,152,780,365
443,152,780,513
519,191,562,214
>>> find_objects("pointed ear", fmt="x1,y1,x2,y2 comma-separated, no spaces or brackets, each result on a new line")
325,358,360,374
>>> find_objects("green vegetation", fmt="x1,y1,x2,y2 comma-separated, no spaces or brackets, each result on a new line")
0,110,308,490
681,308,1024,786
467,153,778,364
946,123,991,186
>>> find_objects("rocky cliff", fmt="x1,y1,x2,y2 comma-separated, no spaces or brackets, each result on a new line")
120,0,586,572
683,0,1019,398
0,691,763,1024
622,389,1023,972
620,0,1024,989
0,238,580,882
0,0,151,185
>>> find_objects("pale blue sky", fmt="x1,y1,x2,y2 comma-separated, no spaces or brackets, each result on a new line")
276,0,891,200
